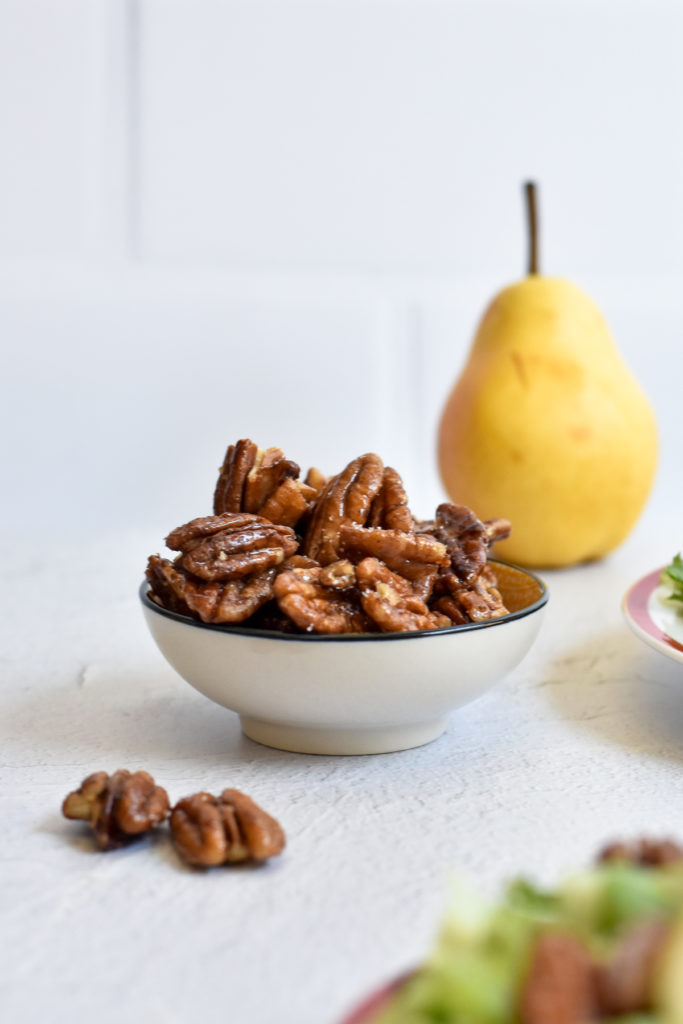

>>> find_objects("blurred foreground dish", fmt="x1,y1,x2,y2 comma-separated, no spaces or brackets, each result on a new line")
364,839,683,1024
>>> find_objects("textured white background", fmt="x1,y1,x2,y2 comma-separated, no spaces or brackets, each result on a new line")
1,2,683,1022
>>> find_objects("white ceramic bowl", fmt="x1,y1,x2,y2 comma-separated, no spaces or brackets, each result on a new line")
140,562,548,756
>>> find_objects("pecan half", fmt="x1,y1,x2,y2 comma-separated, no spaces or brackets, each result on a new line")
170,789,285,867
213,439,303,523
146,556,278,624
434,503,491,583
212,438,259,514
175,514,298,581
146,554,193,616
339,523,449,572
258,476,317,529
273,563,369,634
367,467,414,533
62,770,170,851
437,565,509,623
520,932,597,1024
356,558,451,633
303,453,384,565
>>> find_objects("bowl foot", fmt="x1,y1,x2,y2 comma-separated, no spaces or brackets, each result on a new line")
239,716,448,755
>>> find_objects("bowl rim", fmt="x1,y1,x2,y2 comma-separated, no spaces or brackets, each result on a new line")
139,559,548,643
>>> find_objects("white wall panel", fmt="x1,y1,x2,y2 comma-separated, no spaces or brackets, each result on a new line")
1,277,420,539
0,0,122,258
138,0,683,279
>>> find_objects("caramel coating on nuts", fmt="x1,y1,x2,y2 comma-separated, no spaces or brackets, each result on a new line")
367,467,414,533
170,789,285,867
356,558,451,633
62,770,170,850
438,565,509,624
304,453,384,565
340,523,449,571
146,437,515,634
177,515,298,581
273,563,368,634
213,440,304,526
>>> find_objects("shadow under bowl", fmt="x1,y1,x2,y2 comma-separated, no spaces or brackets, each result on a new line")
140,561,548,756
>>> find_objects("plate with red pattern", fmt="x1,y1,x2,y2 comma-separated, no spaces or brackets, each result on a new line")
622,567,683,665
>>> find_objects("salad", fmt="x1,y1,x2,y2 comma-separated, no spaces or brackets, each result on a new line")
374,841,683,1024
661,555,683,606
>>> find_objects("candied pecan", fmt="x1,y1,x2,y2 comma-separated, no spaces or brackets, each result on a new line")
212,439,259,514
176,514,298,581
339,523,449,572
319,559,356,589
146,554,192,616
147,556,278,624
596,920,670,1015
258,476,316,529
519,932,597,1024
213,439,301,519
274,564,369,634
597,837,683,867
434,503,490,583
242,446,300,513
438,565,509,623
367,467,414,533
356,558,451,633
485,517,512,546
187,568,278,624
304,466,327,495
165,513,244,553
303,453,384,565
431,595,469,626
170,789,285,867
62,770,170,851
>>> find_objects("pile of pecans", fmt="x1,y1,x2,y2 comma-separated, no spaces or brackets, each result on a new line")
146,439,512,634
62,770,285,868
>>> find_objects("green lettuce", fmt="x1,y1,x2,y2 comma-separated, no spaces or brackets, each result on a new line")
661,554,683,603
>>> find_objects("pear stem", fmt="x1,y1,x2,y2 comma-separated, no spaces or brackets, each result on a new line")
525,181,539,275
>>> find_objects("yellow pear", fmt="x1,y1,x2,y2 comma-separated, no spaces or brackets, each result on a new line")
438,184,657,568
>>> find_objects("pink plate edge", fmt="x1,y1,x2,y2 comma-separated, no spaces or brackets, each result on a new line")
623,567,683,661
339,973,412,1024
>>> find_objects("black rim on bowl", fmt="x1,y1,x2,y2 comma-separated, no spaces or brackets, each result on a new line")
139,561,549,643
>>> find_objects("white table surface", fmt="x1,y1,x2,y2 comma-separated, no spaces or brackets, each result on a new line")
2,494,682,1024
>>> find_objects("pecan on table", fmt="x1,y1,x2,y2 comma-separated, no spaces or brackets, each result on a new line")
520,932,597,1024
62,770,170,851
303,453,384,565
146,555,278,624
169,513,298,581
367,467,414,533
273,562,369,634
170,789,285,867
597,837,683,867
436,564,509,624
355,558,451,633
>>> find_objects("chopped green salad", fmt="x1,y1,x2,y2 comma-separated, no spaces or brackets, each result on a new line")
375,846,683,1024
661,554,683,604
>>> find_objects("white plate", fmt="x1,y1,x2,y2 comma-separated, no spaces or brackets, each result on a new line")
622,567,683,665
